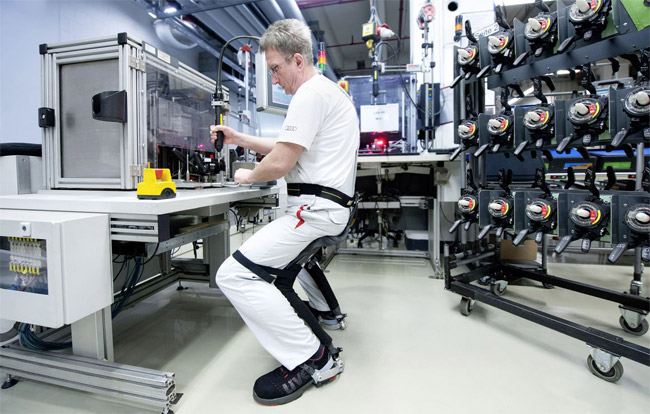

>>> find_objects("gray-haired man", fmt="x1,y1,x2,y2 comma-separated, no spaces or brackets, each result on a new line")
211,19,359,405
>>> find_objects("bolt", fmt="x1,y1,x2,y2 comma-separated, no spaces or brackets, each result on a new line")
21,226,27,231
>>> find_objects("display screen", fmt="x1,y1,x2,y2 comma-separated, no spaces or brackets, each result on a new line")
271,84,292,106
603,161,632,169
563,162,593,169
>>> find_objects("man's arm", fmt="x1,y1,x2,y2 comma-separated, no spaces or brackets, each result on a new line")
236,132,277,155
234,142,303,184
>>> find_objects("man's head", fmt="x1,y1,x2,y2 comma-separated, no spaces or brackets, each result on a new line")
260,19,316,95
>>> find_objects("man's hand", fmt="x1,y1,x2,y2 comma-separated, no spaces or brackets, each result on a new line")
234,168,254,184
210,125,238,147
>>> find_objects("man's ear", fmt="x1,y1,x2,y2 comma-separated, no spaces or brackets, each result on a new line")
294,53,304,69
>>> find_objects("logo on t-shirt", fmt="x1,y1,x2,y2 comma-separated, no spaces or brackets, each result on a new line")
284,125,297,132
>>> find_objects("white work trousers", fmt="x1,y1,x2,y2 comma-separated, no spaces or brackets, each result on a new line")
216,195,348,370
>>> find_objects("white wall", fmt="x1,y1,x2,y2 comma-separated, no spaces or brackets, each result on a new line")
0,0,202,145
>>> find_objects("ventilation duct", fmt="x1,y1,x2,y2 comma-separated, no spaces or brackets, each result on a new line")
153,18,198,49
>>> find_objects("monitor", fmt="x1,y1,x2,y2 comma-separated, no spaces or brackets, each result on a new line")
255,51,292,115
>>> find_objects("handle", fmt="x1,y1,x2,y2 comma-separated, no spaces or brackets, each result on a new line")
478,224,493,240
608,242,629,263
449,219,462,234
214,108,225,152
513,229,529,246
474,143,490,157
554,234,574,254
450,146,463,161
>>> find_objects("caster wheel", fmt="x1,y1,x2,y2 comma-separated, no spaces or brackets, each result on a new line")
587,355,624,383
490,282,507,296
619,316,649,336
460,297,474,316
478,276,492,286
542,282,554,289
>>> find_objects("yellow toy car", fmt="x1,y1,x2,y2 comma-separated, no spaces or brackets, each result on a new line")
137,168,176,199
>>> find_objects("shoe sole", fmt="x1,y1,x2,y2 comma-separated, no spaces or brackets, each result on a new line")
253,381,313,406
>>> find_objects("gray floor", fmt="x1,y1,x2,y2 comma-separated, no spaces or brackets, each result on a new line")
1,239,649,413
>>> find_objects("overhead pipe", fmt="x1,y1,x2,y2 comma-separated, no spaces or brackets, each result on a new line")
132,0,245,86
222,5,267,37
255,0,285,23
296,0,366,10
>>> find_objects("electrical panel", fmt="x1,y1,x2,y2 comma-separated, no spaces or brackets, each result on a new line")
0,210,112,328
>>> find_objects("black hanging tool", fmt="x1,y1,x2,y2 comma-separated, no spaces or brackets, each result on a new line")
450,94,480,161
475,86,522,157
514,168,558,246
515,76,556,156
212,36,259,174
608,167,650,264
478,169,514,240
557,64,609,153
514,0,558,66
450,20,481,88
557,0,612,54
612,49,650,147
449,169,480,233
555,166,611,254
477,9,515,78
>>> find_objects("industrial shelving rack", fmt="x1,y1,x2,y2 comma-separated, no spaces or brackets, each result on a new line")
445,0,649,382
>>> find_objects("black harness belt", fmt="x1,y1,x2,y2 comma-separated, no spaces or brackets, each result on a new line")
233,250,300,284
287,183,353,208
231,249,335,350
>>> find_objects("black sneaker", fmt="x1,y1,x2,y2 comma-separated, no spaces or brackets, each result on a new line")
253,344,339,405
304,301,346,330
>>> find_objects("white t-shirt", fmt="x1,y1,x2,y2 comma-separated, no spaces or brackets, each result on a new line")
277,75,359,199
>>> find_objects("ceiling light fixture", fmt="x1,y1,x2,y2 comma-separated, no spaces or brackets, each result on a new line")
148,11,158,19
163,0,181,14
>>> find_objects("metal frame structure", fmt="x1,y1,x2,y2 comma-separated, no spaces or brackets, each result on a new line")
0,187,278,413
446,4,650,382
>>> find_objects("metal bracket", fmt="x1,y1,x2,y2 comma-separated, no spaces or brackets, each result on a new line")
619,305,647,329
312,358,344,385
128,55,145,72
588,346,620,373
130,164,144,177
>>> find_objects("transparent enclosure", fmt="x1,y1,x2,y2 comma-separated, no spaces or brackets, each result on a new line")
346,74,416,153
0,237,48,295
147,62,215,169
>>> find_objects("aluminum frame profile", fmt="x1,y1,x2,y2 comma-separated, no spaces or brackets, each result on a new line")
0,347,176,413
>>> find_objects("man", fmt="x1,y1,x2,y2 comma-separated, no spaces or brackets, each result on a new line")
210,19,359,405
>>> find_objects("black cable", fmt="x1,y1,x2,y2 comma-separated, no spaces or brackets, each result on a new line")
216,36,260,95
113,258,129,282
381,40,424,114
141,243,160,265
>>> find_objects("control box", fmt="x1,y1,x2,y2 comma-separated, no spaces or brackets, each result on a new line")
0,210,112,328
